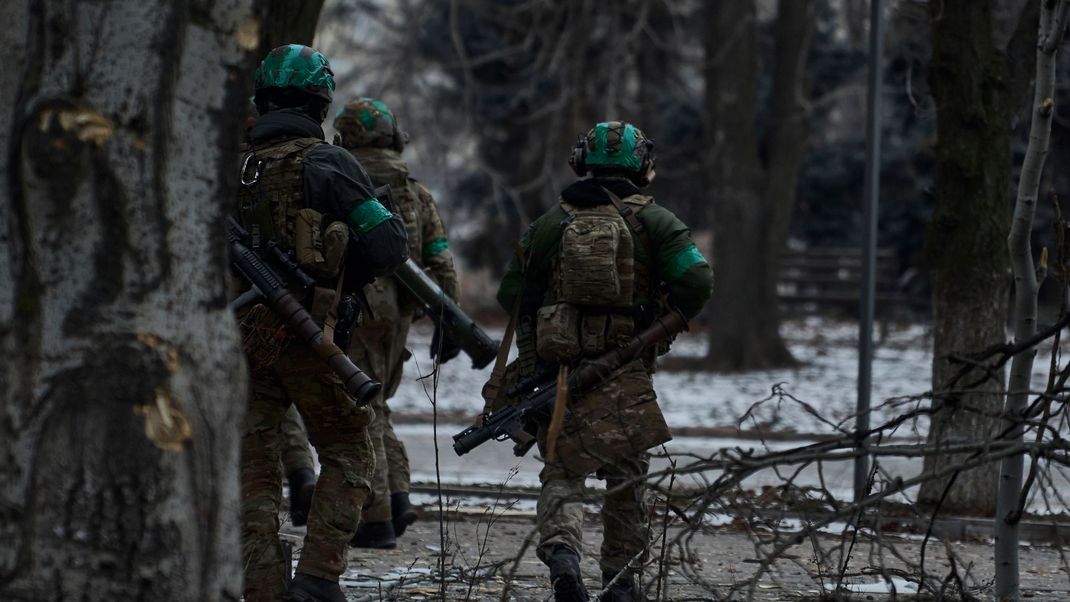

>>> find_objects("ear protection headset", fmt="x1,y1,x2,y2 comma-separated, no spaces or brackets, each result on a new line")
568,135,589,177
568,123,656,186
388,114,406,153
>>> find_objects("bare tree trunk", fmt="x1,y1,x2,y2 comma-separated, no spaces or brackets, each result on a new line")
918,0,1012,514
757,0,816,363
704,0,814,371
704,0,765,370
256,0,325,56
995,1,1068,597
0,1,254,599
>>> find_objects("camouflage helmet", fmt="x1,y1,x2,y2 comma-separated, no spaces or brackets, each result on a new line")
333,97,405,152
254,44,335,102
569,121,655,184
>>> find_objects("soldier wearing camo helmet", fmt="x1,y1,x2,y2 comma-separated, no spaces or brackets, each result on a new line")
236,45,409,602
281,96,459,549
491,121,712,601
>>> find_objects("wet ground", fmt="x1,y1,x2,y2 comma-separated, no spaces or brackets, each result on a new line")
280,510,1070,600
280,318,1070,599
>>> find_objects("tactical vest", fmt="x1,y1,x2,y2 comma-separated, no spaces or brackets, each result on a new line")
236,136,350,362
237,136,326,253
536,194,653,362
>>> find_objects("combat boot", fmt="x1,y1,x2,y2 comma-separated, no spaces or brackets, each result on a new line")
349,520,397,549
287,467,316,527
548,545,589,602
287,573,346,602
390,492,419,537
601,569,640,601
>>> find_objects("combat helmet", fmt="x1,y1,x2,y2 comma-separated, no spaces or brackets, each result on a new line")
255,44,335,102
333,97,406,152
569,121,655,186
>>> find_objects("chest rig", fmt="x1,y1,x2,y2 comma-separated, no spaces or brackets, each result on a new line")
237,136,351,342
238,136,325,253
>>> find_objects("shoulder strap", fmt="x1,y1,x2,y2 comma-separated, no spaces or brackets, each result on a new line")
481,244,527,410
602,186,656,264
255,136,325,161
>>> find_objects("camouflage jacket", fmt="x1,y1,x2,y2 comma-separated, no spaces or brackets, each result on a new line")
497,178,712,323
350,147,459,301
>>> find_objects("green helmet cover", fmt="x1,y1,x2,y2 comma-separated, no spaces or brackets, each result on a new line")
584,121,647,172
333,97,401,149
255,44,336,102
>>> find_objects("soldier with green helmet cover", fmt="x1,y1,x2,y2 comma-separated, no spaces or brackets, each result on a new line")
235,44,409,602
280,96,460,549
491,121,712,601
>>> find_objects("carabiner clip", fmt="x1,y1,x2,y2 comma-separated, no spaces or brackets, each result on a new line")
241,153,263,186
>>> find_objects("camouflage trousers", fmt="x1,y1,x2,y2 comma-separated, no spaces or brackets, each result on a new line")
282,315,413,522
242,343,374,602
535,360,665,578
537,454,651,577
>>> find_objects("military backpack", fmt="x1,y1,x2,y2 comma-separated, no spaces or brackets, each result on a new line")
536,195,652,362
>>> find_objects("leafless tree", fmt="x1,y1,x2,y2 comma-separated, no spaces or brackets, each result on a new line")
703,0,818,370
0,0,258,599
996,0,1070,597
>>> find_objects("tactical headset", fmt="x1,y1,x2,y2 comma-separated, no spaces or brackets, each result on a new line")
386,110,407,153
568,122,655,187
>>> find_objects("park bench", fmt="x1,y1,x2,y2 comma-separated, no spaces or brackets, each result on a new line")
777,247,926,313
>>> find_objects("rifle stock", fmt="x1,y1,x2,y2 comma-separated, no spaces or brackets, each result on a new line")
227,217,381,406
452,309,687,456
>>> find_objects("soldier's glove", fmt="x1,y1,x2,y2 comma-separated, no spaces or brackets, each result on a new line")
430,322,462,365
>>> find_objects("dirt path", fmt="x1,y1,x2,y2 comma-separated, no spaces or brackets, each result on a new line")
280,511,1070,600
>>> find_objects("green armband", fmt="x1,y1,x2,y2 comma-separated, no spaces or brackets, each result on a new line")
665,244,707,281
422,237,449,258
347,198,392,234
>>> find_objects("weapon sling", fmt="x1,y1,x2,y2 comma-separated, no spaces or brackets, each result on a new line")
480,243,527,408
544,364,569,465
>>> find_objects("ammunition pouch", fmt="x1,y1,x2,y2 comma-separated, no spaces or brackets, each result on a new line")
536,303,581,361
294,208,348,280
536,303,634,362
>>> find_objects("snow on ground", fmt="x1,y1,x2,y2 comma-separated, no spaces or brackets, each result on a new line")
392,317,1064,437
369,317,1070,511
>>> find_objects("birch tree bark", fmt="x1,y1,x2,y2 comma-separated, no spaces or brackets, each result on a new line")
0,1,256,599
704,0,816,370
917,0,1013,515
995,1,1069,598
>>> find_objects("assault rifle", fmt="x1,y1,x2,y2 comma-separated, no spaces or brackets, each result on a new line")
227,217,381,406
394,258,498,369
452,309,687,456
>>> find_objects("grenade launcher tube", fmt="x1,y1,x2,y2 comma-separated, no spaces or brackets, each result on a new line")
394,258,499,369
227,217,381,406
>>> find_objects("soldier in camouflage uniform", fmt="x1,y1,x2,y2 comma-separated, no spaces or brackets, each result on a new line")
493,122,712,601
236,46,408,602
281,97,460,549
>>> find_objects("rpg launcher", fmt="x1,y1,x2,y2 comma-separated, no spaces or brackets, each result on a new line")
393,258,498,369
452,309,688,456
226,216,381,406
